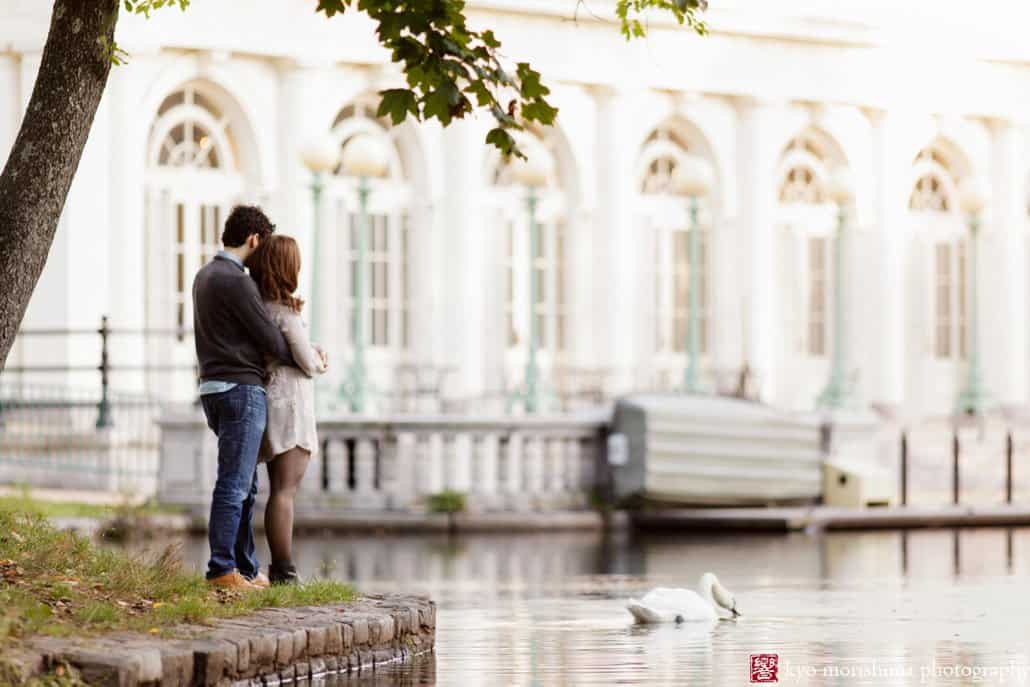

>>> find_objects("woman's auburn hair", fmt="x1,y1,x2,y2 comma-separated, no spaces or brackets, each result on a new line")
249,234,305,312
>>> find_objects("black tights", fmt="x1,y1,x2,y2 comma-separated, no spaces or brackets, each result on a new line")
264,447,310,568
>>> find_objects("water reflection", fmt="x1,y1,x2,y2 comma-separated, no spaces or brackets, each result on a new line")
140,528,1030,685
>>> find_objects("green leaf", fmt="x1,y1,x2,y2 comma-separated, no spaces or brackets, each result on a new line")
486,128,517,156
516,63,549,99
316,0,348,17
522,100,558,126
377,89,419,125
467,80,493,107
481,30,501,48
424,87,454,125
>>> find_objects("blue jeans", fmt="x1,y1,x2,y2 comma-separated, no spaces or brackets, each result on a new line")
200,384,266,579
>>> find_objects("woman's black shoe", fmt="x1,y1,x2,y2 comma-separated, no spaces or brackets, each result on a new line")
268,562,301,586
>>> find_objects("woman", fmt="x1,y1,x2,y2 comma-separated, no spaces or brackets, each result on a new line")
249,234,327,585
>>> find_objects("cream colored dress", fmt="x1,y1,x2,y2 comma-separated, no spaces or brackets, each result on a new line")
260,301,327,462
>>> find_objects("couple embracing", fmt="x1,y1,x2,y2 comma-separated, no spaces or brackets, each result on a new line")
192,206,327,590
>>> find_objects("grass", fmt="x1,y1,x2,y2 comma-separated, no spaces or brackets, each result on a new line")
0,488,185,521
0,502,355,646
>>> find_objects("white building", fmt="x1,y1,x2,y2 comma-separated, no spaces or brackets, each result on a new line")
3,0,1030,425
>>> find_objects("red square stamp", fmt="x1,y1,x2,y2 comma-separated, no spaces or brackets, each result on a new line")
749,654,779,683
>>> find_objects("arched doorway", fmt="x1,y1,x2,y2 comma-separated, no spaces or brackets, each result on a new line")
634,122,717,392
486,128,570,411
324,96,416,412
773,129,847,410
907,141,969,415
143,82,254,400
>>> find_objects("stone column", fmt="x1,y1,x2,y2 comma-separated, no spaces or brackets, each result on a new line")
441,121,487,403
985,118,1027,408
867,108,909,411
103,70,146,392
734,98,783,402
591,86,638,393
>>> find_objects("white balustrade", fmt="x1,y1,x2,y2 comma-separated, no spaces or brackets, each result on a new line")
525,436,545,497
353,437,379,508
441,433,458,491
454,433,473,492
157,411,604,512
548,437,566,495
474,433,500,503
566,439,586,507
412,433,433,500
392,432,417,509
326,438,347,493
504,433,523,495
428,432,444,493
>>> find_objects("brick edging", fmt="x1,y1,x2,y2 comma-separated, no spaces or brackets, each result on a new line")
8,594,435,686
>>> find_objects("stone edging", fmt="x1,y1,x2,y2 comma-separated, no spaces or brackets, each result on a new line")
3,594,435,686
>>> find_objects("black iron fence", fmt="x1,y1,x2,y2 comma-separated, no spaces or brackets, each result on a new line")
0,317,198,487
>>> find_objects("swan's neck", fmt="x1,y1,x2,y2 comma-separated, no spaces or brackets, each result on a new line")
700,579,718,608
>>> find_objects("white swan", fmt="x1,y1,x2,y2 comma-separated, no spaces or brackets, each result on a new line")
627,572,741,624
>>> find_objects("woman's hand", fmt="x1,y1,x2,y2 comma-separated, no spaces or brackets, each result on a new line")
312,343,329,371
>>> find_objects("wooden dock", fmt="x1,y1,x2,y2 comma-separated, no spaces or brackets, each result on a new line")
632,504,1030,532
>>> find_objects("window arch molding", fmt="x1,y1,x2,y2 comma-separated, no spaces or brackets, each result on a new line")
777,148,830,207
141,73,265,186
146,98,237,172
909,151,960,215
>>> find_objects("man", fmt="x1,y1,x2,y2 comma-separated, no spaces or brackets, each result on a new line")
193,205,294,590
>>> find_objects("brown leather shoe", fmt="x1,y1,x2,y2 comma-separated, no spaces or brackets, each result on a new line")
250,572,270,589
207,570,259,591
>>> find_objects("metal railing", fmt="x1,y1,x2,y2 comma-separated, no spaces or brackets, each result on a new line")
0,316,199,494
1,315,198,428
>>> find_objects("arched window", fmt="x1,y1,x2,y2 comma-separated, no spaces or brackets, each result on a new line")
777,131,837,358
329,97,412,352
909,174,950,212
638,126,710,358
490,132,568,356
144,83,248,398
779,165,824,205
909,144,966,360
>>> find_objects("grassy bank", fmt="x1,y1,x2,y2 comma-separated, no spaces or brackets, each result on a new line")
0,503,354,644
0,490,184,521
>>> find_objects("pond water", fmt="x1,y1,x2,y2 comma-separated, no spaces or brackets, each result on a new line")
153,527,1030,685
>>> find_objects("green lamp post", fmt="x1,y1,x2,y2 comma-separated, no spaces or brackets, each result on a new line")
508,144,553,414
337,133,390,414
300,135,342,415
671,154,715,394
816,166,856,410
955,176,989,416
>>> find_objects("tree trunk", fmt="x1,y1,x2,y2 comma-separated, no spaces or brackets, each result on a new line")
0,0,120,368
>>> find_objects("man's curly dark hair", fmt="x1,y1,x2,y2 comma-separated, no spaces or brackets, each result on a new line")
222,205,275,248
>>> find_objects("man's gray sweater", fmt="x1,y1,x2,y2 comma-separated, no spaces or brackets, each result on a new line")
192,254,292,387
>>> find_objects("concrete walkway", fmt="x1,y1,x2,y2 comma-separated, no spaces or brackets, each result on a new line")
633,504,1030,532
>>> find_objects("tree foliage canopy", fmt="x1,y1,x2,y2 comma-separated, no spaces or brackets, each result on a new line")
119,0,707,157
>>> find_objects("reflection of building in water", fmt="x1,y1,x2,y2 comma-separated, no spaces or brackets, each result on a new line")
5,2,1030,423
